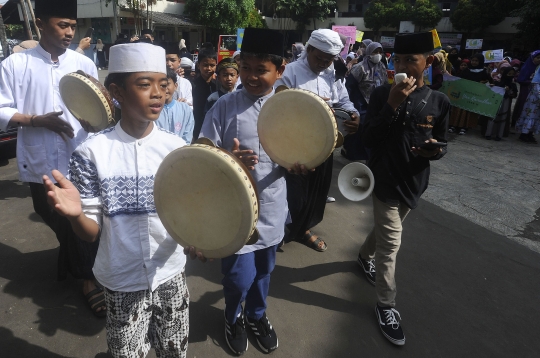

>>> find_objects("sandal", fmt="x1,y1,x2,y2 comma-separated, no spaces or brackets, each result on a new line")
85,286,107,318
301,231,327,252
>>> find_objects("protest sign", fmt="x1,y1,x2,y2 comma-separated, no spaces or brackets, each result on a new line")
217,35,237,62
465,39,483,50
440,75,503,118
380,36,395,48
423,67,432,87
483,49,504,63
236,28,244,50
332,25,356,59
356,30,364,42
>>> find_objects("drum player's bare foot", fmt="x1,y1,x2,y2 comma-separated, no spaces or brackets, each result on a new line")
83,279,106,318
302,230,327,252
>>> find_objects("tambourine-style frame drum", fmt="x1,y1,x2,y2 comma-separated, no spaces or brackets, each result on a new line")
154,143,259,259
59,71,115,132
334,109,353,135
258,88,338,170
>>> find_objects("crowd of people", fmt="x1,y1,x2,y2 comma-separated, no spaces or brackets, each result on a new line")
1,0,539,357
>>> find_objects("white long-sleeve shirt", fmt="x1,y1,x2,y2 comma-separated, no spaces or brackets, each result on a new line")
174,75,193,108
70,122,187,292
0,44,98,183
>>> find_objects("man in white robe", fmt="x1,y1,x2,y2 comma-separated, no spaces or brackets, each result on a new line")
0,0,104,316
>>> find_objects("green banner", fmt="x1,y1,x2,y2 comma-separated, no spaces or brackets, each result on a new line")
440,76,503,118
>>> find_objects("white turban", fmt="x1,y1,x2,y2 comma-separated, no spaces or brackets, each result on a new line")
232,50,241,59
109,43,166,74
307,29,343,56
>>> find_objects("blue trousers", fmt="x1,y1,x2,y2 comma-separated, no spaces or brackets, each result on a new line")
221,245,278,324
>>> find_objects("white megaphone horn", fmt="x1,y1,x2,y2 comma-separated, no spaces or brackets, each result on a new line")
338,162,374,201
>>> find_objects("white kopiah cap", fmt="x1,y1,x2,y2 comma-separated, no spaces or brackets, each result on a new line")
307,29,343,56
109,43,166,74
180,57,194,68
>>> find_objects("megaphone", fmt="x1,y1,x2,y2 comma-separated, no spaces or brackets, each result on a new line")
338,162,374,201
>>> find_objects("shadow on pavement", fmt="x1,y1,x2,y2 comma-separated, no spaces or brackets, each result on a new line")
0,242,105,338
0,327,73,358
0,179,29,200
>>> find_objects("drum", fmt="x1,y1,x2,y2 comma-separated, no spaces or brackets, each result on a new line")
154,144,259,259
334,109,353,136
59,71,115,132
258,88,337,170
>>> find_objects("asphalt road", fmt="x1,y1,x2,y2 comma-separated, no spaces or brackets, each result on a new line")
1,128,540,357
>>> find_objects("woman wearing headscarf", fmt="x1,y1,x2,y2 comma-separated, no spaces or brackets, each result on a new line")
491,60,510,82
515,55,540,143
448,53,491,135
431,51,449,90
348,42,388,114
512,50,540,126
447,47,461,73
486,66,518,140
455,58,470,77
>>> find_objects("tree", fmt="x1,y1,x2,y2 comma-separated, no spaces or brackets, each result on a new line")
511,0,540,50
411,0,443,30
450,0,521,35
385,0,412,29
245,8,267,29
275,0,336,32
184,0,255,34
364,0,392,36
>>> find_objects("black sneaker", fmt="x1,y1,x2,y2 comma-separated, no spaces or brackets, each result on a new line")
375,304,405,346
246,312,278,353
225,311,248,355
357,254,376,286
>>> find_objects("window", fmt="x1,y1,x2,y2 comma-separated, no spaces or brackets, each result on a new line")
442,3,451,16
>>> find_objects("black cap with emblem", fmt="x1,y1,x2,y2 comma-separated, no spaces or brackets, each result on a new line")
35,0,78,19
241,28,284,57
394,32,434,55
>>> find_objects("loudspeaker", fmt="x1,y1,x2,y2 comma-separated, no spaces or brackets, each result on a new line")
338,162,374,201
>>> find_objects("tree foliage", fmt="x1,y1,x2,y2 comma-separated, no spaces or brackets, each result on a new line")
511,0,540,50
450,0,522,34
184,0,256,34
246,7,268,29
411,0,443,30
363,0,392,32
275,0,336,32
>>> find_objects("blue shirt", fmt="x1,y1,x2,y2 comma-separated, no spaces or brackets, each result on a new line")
200,88,288,254
155,100,195,143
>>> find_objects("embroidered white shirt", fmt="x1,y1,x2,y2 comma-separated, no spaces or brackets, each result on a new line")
0,44,98,183
69,122,187,292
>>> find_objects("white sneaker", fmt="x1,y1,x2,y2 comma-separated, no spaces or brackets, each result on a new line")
326,196,336,203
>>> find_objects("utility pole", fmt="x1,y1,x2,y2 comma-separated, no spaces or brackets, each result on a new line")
19,0,32,40
112,0,119,41
25,0,40,40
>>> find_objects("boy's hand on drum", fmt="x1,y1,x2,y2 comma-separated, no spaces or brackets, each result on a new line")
183,246,212,263
34,111,75,138
344,113,360,134
78,118,96,133
232,138,258,170
288,163,315,175
42,170,82,218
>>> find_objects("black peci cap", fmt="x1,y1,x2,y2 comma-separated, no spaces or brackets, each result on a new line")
35,0,78,19
141,29,153,36
394,32,434,54
241,28,284,57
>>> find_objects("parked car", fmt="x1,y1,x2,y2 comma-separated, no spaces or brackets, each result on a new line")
0,126,17,159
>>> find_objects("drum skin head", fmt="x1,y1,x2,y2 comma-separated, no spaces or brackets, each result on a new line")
59,73,113,131
154,145,259,258
258,89,337,170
